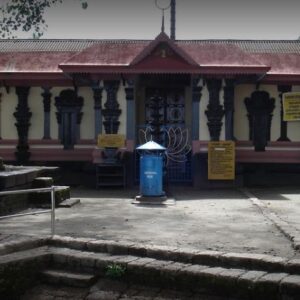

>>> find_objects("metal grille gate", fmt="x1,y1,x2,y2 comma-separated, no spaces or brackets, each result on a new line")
136,87,192,183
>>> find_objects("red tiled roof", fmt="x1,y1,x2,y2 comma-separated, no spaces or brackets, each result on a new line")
61,42,147,67
179,43,265,67
0,51,74,73
0,36,299,79
60,34,269,74
252,53,300,75
1,39,300,54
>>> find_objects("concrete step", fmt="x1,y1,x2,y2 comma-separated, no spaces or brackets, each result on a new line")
0,246,50,266
58,198,80,208
41,269,96,288
49,246,300,300
1,237,300,299
48,235,300,276
0,235,48,256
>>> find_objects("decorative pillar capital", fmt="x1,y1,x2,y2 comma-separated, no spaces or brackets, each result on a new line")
206,79,222,103
92,86,103,109
192,78,203,103
192,76,201,88
245,90,275,151
103,80,121,134
205,79,224,141
103,80,120,109
41,87,52,113
277,85,292,94
125,86,134,101
125,83,135,140
15,86,30,101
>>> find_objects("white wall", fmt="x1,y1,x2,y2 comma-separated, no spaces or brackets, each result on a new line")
199,84,210,141
28,87,43,139
234,84,255,141
78,87,94,139
117,84,127,136
234,84,300,142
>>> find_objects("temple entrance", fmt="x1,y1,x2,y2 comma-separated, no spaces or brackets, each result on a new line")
136,75,192,183
145,87,185,144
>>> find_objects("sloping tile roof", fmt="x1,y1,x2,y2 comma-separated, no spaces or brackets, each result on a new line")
0,39,146,53
0,52,74,73
61,42,148,66
178,40,300,54
1,39,299,54
0,38,299,77
252,53,300,75
178,43,265,67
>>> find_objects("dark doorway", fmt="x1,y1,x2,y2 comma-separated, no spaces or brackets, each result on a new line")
136,76,192,183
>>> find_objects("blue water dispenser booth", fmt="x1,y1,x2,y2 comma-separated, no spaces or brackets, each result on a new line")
136,141,166,200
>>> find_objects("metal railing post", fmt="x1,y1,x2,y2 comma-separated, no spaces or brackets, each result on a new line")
0,186,59,236
51,186,55,236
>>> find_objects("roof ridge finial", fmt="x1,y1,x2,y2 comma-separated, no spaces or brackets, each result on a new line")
161,9,165,33
155,0,171,33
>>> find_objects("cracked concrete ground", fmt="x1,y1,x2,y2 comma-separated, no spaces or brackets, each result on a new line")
1,186,300,259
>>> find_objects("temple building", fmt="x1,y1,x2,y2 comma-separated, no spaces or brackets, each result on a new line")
0,30,300,187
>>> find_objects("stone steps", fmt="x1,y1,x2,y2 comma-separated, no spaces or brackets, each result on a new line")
48,246,300,300
0,235,48,256
41,269,96,288
49,235,300,275
1,236,300,299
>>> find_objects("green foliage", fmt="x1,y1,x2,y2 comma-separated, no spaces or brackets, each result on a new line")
105,263,126,279
0,0,88,39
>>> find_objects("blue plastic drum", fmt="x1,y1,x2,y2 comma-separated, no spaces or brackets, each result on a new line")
140,155,163,196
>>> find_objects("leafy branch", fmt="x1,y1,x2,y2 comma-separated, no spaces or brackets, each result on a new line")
0,0,88,39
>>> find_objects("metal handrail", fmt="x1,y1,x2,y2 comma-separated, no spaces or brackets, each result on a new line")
0,186,56,236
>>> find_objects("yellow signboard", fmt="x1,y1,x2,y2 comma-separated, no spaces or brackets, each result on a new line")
283,92,300,121
208,141,235,180
97,134,125,148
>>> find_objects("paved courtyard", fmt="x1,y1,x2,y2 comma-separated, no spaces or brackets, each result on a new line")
1,186,300,259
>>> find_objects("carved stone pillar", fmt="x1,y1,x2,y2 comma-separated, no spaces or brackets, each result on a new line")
205,79,224,141
245,91,275,151
277,85,292,141
14,87,32,163
41,87,52,139
92,86,103,139
192,77,202,140
224,79,236,141
125,80,135,140
103,81,121,134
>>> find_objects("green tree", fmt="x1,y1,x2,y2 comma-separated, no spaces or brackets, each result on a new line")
0,0,88,39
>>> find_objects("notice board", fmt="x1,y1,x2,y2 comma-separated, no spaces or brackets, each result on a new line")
208,141,235,180
283,92,300,121
97,134,125,148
